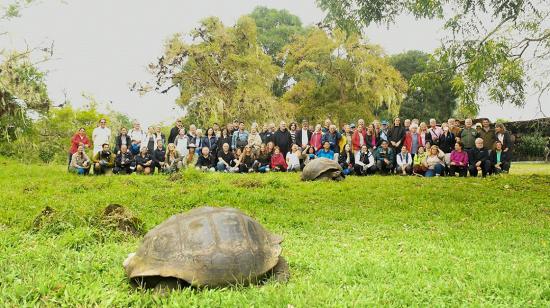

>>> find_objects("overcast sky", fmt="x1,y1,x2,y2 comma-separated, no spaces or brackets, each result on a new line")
2,0,548,126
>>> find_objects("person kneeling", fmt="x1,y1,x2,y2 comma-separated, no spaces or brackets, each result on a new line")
354,145,376,175
135,147,154,175
374,141,394,175
412,146,427,176
164,143,184,174
490,141,511,174
338,144,354,175
93,143,115,175
270,146,287,172
69,145,91,175
396,145,412,175
449,142,468,177
469,138,491,177
114,144,135,174
196,147,216,172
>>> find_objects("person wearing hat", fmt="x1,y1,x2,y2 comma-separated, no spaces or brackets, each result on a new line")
186,142,197,165
379,120,390,142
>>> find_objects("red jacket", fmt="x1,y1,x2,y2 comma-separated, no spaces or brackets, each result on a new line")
310,132,323,151
270,153,288,170
70,133,91,154
351,130,367,151
403,132,423,154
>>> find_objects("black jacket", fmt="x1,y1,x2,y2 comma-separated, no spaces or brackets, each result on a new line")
496,131,513,151
196,154,216,168
438,132,455,153
389,126,406,146
202,136,218,154
261,131,276,145
114,134,132,153
490,150,511,165
338,150,354,167
274,129,292,156
469,148,489,166
152,148,166,163
168,126,180,144
217,136,232,151
295,129,312,147
217,150,236,166
115,151,134,167
135,153,153,167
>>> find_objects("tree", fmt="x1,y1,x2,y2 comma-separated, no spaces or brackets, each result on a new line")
1,0,52,141
281,28,408,124
0,51,50,141
249,6,306,97
135,16,292,126
316,0,550,116
389,50,458,122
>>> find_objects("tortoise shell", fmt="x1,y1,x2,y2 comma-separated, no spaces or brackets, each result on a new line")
301,158,345,181
123,207,283,287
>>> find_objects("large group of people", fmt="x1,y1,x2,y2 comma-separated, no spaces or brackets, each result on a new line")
68,117,513,177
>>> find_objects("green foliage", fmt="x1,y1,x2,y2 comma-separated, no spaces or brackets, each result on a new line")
0,103,131,163
249,6,305,61
316,0,550,114
0,51,50,141
281,29,408,123
249,6,306,97
389,50,458,121
516,133,547,158
1,158,549,306
139,16,291,127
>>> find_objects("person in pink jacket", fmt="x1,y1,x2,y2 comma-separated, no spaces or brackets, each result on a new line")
449,142,469,177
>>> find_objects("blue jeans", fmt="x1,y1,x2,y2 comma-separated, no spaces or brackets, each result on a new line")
425,164,444,177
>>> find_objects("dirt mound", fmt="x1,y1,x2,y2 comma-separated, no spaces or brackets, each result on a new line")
32,206,56,230
102,204,143,235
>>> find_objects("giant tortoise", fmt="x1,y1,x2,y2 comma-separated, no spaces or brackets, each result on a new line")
301,158,345,181
123,207,289,289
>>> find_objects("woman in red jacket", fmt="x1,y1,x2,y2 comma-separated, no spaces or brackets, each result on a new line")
270,146,288,172
352,123,367,153
69,128,91,166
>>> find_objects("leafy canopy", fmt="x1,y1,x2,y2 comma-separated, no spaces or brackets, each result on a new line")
316,0,550,117
281,29,408,123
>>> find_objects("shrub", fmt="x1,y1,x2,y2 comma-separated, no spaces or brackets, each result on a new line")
516,133,546,158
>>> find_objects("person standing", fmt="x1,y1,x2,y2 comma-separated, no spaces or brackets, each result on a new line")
114,127,131,154
494,123,513,153
295,120,312,149
388,117,406,150
460,118,479,151
231,122,249,151
168,119,183,144
92,119,111,155
478,118,496,151
128,121,145,155
69,128,91,167
309,124,323,151
274,121,292,158
321,125,342,156
428,119,443,146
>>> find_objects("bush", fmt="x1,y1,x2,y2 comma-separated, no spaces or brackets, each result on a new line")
516,133,546,158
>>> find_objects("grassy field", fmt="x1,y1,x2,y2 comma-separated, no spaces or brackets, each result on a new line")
1,158,549,307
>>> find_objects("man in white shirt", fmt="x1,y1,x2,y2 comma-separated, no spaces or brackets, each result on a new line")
128,121,145,155
92,119,111,155
296,119,312,148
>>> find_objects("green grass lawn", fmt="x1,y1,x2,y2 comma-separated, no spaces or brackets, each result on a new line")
1,158,549,307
